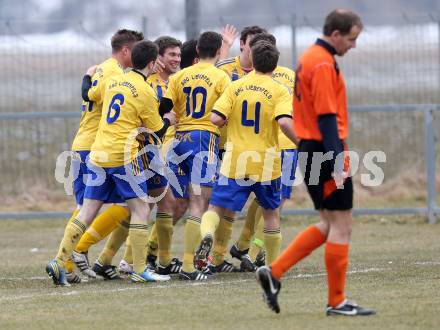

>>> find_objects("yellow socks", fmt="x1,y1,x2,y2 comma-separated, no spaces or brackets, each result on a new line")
122,237,133,264
147,222,159,258
212,216,233,266
236,199,262,251
65,209,79,273
56,218,87,267
200,210,220,238
249,215,264,262
128,224,150,274
97,219,130,265
263,228,282,265
155,213,173,267
182,216,201,273
75,205,129,253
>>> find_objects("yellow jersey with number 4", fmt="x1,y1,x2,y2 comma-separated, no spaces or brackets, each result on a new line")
72,57,123,151
213,72,293,181
164,62,230,135
90,70,164,167
216,56,252,149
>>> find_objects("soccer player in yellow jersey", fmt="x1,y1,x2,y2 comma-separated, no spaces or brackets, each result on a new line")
119,38,201,276
46,40,175,285
160,31,230,280
194,40,298,275
141,36,185,275
213,29,300,273
216,26,266,154
230,33,299,272
61,29,143,283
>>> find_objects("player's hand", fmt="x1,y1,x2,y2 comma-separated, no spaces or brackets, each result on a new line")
86,65,97,77
222,24,238,47
151,58,165,74
164,111,176,126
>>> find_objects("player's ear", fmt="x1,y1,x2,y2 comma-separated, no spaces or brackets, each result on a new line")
331,30,342,40
147,60,155,71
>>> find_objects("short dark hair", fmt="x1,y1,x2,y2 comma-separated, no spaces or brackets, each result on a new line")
249,32,276,48
323,9,363,36
131,40,158,70
251,40,279,74
181,39,198,69
154,36,182,56
111,29,144,53
197,31,222,59
240,26,267,44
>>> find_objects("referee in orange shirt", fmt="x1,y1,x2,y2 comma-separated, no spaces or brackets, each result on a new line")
256,9,375,316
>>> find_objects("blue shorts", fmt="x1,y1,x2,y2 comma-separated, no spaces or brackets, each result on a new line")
168,130,218,188
281,149,299,199
138,140,168,191
210,175,281,212
168,162,189,199
72,150,90,206
84,157,147,202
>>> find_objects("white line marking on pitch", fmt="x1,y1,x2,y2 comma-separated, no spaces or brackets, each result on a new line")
0,267,384,302
1,262,437,302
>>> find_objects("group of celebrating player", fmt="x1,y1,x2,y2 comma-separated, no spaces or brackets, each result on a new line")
45,8,375,316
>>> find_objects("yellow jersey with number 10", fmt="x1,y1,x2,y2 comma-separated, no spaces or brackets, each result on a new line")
164,62,230,135
90,70,164,168
213,72,293,181
72,57,123,151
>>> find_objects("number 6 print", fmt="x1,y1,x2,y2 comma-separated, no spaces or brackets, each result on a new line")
107,93,125,124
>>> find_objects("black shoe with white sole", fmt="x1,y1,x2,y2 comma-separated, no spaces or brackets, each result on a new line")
179,269,211,281
240,254,257,272
92,262,122,280
207,260,239,273
256,266,281,314
229,244,249,261
156,258,183,275
326,300,376,316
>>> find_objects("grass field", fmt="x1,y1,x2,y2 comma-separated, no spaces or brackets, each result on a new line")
1,215,439,330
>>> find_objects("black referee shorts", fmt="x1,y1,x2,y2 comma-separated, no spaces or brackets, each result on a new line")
298,140,353,211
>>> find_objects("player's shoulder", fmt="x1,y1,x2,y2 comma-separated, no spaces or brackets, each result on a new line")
146,72,159,84
213,65,231,80
101,57,122,73
173,66,191,81
269,76,292,96
105,71,123,86
273,65,295,77
216,56,236,68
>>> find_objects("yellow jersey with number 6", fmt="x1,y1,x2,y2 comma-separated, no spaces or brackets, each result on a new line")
90,70,164,167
